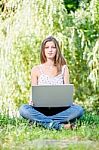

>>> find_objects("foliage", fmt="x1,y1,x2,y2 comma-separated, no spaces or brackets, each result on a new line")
0,0,99,116
63,0,80,13
62,0,99,113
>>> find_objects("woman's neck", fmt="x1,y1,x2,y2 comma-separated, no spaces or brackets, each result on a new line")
45,60,54,66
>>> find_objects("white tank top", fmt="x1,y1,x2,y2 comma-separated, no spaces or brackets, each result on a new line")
29,65,67,103
38,65,66,85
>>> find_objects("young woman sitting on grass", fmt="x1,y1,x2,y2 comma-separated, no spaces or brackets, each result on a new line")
19,36,84,130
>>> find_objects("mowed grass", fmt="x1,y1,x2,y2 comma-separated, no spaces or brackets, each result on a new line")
0,112,99,150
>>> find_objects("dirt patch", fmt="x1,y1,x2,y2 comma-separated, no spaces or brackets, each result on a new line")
16,138,99,150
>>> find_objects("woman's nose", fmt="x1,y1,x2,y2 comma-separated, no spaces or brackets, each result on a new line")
48,47,52,51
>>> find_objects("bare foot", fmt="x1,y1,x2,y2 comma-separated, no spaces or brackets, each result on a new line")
64,123,71,129
64,123,77,130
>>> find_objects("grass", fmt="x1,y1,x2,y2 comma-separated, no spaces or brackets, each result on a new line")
0,112,99,150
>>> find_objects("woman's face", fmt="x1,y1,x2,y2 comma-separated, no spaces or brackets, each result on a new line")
44,41,57,60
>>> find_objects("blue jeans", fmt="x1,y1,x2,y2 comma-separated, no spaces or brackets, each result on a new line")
19,104,84,130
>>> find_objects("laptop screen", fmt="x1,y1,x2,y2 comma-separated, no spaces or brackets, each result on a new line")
32,84,74,107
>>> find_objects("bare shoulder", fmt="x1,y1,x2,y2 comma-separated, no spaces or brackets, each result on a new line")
64,64,69,69
31,65,40,85
62,64,69,71
31,65,40,76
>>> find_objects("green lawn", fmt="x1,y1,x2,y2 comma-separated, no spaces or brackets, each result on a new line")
0,112,99,150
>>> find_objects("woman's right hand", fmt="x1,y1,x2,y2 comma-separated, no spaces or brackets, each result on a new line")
29,100,34,106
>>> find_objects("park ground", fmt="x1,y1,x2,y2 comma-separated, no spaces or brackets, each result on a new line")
0,112,99,150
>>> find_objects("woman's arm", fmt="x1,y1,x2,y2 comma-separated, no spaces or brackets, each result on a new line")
29,66,38,105
31,66,38,85
63,65,70,84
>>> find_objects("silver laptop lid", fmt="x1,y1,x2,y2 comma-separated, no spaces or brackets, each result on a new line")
32,84,74,107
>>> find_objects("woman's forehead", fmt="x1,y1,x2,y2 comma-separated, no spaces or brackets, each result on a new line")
45,41,55,46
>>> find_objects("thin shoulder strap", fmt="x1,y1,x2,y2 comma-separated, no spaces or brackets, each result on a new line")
62,65,66,75
39,64,44,74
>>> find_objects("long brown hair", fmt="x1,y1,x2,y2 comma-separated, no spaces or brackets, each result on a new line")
40,36,66,73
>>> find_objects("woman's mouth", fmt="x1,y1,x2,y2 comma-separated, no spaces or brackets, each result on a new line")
48,53,53,54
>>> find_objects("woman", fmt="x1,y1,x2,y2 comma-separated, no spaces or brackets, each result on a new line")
19,36,83,130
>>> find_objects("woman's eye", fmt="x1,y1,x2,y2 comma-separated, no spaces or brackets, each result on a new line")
45,47,49,49
45,46,56,49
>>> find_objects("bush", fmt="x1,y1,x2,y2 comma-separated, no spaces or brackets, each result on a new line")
0,0,99,116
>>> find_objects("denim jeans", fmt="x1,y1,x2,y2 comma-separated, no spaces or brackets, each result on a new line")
19,104,84,130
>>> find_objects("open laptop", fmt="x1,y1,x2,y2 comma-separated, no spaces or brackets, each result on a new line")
32,84,74,107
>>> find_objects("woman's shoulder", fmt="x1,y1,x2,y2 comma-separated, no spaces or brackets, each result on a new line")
62,64,67,69
62,64,68,68
31,65,41,74
62,64,69,73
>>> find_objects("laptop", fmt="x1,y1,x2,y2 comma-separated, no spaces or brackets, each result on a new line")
32,84,74,107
